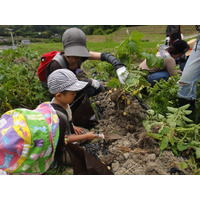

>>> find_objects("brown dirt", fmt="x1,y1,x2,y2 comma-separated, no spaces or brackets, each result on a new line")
93,83,193,175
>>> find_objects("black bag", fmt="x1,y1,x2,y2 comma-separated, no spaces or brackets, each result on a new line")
54,104,111,175
66,143,113,175
70,94,98,129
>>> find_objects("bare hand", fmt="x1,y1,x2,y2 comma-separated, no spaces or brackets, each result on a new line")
73,126,83,135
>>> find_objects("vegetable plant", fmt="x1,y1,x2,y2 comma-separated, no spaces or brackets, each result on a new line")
0,46,49,116
143,104,200,174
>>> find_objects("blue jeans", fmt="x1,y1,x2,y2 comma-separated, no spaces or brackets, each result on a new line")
178,39,200,100
146,71,170,86
179,61,187,71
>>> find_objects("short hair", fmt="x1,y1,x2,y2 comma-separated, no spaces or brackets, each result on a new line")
167,40,189,55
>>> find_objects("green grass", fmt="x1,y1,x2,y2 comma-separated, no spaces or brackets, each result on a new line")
87,41,120,53
29,41,121,55
29,42,63,55
28,25,198,57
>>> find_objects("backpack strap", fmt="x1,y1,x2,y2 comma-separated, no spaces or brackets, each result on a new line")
53,52,68,69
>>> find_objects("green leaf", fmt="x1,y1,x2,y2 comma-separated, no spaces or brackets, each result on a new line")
127,41,137,54
167,107,178,113
146,109,155,116
125,72,138,87
182,110,192,115
176,119,185,127
196,148,200,159
160,136,169,151
155,57,164,69
171,146,180,156
147,133,163,140
159,126,170,135
146,55,157,69
107,78,120,88
177,143,188,151
138,93,142,99
158,114,165,120
179,162,188,169
166,119,176,128
167,131,175,146
143,124,152,132
190,141,200,146
179,104,190,110
182,115,193,123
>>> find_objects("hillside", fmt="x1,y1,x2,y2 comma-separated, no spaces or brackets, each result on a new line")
87,25,198,43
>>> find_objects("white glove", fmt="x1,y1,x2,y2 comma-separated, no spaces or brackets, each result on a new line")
116,66,129,84
165,36,170,46
91,79,101,89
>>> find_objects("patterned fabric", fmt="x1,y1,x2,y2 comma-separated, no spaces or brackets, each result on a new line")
0,169,7,175
156,49,171,59
0,102,59,175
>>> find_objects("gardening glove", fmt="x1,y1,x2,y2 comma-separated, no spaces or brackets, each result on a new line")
91,79,101,89
165,36,170,46
116,66,129,84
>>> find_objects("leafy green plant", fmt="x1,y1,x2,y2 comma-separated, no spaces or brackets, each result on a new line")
146,75,180,114
143,104,200,174
0,47,49,116
89,61,116,82
141,52,164,69
106,67,150,100
116,30,144,65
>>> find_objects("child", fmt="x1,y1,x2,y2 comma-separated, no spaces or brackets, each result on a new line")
47,68,99,173
0,69,108,175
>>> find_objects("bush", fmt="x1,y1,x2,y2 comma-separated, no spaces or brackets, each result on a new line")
0,47,50,116
93,28,105,35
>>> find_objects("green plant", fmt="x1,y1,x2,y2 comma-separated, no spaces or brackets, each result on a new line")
143,104,200,174
116,30,144,65
0,47,49,116
90,61,116,82
141,52,164,69
146,75,180,114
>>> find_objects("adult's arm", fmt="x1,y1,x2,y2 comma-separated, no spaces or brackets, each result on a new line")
88,51,101,60
88,51,125,69
88,51,129,84
164,57,181,76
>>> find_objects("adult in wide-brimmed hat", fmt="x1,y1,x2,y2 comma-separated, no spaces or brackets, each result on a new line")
62,28,90,58
45,27,128,100
185,39,197,57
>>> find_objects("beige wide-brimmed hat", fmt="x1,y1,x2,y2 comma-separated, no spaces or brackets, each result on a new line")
185,39,197,56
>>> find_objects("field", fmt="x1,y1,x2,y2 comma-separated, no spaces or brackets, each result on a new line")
29,25,198,58
1,25,200,175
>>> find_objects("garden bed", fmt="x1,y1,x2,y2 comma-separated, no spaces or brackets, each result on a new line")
90,83,193,175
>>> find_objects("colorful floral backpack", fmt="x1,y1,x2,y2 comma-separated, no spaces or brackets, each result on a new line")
0,102,59,175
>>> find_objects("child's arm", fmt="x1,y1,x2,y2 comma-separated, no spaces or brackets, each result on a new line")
65,132,98,144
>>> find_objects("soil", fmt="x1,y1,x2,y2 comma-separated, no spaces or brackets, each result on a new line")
91,82,193,175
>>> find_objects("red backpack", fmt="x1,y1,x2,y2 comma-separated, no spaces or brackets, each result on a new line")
37,51,67,83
